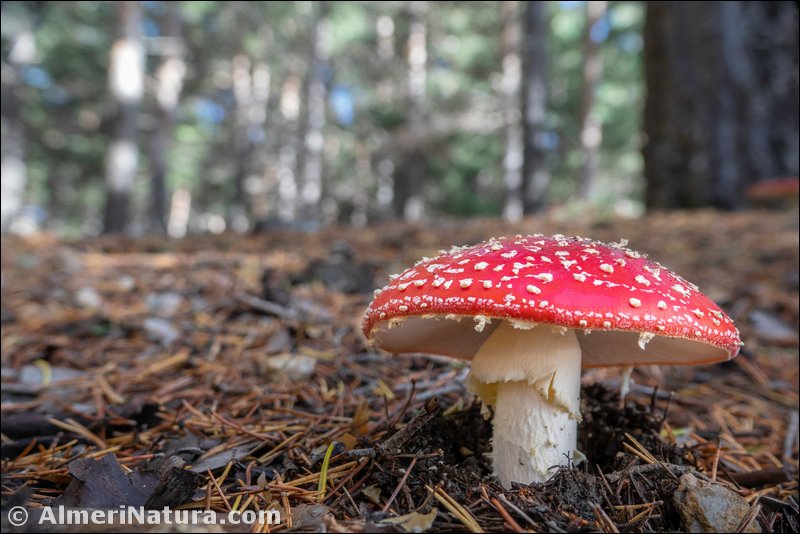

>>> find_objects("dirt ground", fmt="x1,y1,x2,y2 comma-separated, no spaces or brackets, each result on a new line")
1,208,798,532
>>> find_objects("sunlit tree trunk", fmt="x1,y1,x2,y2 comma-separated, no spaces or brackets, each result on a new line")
150,1,185,235
643,1,799,209
296,2,330,223
372,13,397,220
0,29,34,232
521,1,550,214
501,1,524,222
167,187,191,238
577,1,606,201
275,75,301,222
392,1,428,221
104,1,144,234
230,51,271,232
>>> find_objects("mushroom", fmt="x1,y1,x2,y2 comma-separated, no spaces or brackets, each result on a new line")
362,234,741,488
744,177,799,208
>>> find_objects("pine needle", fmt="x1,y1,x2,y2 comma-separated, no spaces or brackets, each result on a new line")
317,442,336,500
427,484,483,533
624,432,657,464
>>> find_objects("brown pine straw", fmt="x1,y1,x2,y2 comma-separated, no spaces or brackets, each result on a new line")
592,503,621,533
489,497,524,533
427,484,483,533
1,213,797,532
382,456,417,512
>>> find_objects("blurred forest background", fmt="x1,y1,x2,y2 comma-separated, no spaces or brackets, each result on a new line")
1,1,798,238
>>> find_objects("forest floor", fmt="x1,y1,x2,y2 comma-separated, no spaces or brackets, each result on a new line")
1,208,798,532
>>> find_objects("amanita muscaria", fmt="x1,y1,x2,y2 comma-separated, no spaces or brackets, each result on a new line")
362,234,741,487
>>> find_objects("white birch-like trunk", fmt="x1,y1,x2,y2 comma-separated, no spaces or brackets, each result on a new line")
501,1,525,222
104,1,144,234
151,2,185,235
297,5,331,223
0,30,34,233
400,0,427,222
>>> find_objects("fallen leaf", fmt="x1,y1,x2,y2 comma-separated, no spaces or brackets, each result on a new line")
379,509,438,533
363,484,382,505
55,454,159,508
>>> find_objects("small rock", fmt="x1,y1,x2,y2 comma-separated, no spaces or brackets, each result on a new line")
673,472,761,533
147,292,183,317
75,286,103,310
57,247,83,273
262,353,317,381
143,317,180,346
116,275,136,292
264,328,292,354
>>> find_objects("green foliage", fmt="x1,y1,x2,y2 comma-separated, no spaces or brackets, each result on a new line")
548,1,644,206
1,0,648,233
430,132,504,216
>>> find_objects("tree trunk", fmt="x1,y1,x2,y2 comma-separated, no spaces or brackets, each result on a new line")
275,75,301,222
520,1,550,214
577,1,606,201
296,2,330,223
501,1,524,222
394,0,428,221
230,31,271,232
372,13,397,220
0,30,33,233
230,54,255,232
643,1,799,210
150,1,185,235
104,1,144,234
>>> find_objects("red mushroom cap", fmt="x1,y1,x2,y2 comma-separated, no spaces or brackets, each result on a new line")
362,234,741,367
744,177,799,204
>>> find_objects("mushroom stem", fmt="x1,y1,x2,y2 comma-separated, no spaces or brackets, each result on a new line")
468,321,582,487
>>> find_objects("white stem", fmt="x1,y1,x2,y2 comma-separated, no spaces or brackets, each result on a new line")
493,380,577,485
469,321,582,487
